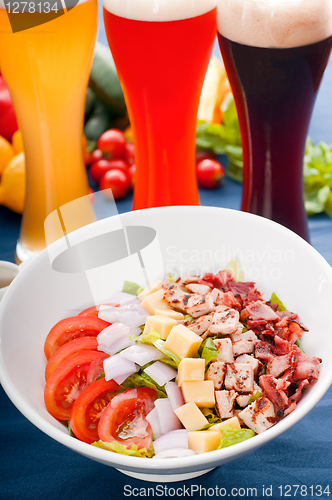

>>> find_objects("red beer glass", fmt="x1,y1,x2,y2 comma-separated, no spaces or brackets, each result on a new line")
103,0,217,209
217,0,332,241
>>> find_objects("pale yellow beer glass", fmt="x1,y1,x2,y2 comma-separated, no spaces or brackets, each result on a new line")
0,0,97,261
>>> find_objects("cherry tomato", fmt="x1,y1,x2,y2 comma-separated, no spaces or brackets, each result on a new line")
90,159,129,184
128,164,136,190
97,129,126,159
89,149,103,165
78,303,120,317
195,151,217,164
196,158,225,189
98,388,157,450
44,315,110,360
45,336,98,381
70,377,120,444
123,142,135,166
44,350,109,421
100,169,130,200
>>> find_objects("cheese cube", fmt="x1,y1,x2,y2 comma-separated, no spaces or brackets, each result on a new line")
141,288,173,315
163,324,202,359
137,281,162,301
188,431,221,454
174,401,208,431
177,358,205,387
155,309,184,320
143,315,178,340
208,416,241,436
181,380,215,407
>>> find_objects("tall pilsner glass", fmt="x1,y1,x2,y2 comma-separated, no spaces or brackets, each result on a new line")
0,0,97,262
103,0,217,209
217,0,332,241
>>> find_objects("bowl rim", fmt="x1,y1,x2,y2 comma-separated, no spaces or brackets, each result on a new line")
1,205,332,474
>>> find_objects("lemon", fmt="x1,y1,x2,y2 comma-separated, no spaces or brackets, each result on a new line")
0,135,15,175
12,129,24,155
0,152,25,213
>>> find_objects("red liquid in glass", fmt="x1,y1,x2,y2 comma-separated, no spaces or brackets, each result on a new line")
104,8,216,209
218,33,332,240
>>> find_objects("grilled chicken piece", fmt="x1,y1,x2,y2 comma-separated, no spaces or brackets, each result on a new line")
185,283,212,295
230,329,257,343
205,361,227,390
224,363,254,393
188,314,213,336
213,338,234,363
215,390,238,419
209,308,240,334
232,339,255,357
235,354,262,378
238,397,277,434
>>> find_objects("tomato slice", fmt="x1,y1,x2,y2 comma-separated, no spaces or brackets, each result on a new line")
98,388,157,450
44,350,109,421
70,377,120,444
78,303,119,317
44,315,110,360
45,336,98,381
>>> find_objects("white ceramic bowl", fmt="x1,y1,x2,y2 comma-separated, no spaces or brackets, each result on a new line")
1,206,332,482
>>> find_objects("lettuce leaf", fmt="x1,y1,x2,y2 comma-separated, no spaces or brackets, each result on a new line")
217,426,255,449
198,338,219,366
122,281,141,295
130,328,161,345
153,338,181,368
121,372,167,398
92,440,155,458
269,292,287,312
247,391,262,405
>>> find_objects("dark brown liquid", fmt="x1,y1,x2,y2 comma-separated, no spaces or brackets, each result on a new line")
218,33,332,240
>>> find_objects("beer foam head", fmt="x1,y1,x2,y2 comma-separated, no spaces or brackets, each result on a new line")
217,0,332,48
103,0,217,21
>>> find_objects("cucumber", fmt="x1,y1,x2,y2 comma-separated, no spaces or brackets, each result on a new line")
84,87,97,122
84,101,113,142
89,42,126,116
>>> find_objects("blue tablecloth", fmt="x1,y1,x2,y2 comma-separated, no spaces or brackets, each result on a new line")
0,8,331,499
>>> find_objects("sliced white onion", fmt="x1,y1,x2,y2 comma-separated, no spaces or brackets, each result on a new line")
153,448,196,459
103,354,139,384
97,323,134,355
119,344,164,366
98,302,150,328
145,407,161,440
143,361,177,387
153,429,188,455
165,381,185,410
154,398,182,435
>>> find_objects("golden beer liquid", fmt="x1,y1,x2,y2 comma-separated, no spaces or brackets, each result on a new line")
0,0,97,257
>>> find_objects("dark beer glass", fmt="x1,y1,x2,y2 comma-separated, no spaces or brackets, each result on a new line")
217,0,332,241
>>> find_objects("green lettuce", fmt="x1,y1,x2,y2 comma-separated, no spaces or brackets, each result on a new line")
217,426,255,449
122,281,141,295
247,391,262,405
269,292,287,312
131,328,181,369
121,372,167,398
198,338,219,366
92,440,155,458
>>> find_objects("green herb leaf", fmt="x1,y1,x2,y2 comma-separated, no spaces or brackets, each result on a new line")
247,391,262,405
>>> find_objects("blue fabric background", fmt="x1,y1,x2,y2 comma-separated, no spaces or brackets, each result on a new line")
0,4,331,499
